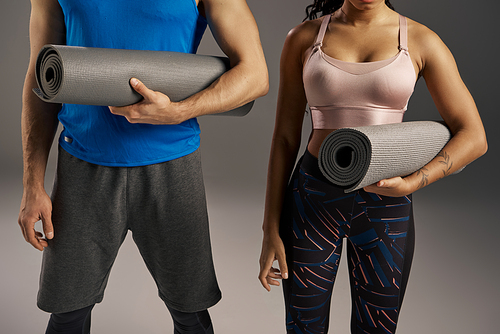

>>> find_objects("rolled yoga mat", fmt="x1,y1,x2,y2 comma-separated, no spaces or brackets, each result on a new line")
33,44,253,116
318,121,458,193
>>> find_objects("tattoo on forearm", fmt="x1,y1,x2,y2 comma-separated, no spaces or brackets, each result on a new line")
416,167,429,189
437,150,454,177
415,151,454,190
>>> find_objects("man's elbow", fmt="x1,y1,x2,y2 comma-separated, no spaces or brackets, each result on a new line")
252,65,269,98
233,58,269,100
256,73,270,98
477,133,488,157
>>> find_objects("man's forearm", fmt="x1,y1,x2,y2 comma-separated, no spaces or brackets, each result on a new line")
21,69,60,190
174,59,269,118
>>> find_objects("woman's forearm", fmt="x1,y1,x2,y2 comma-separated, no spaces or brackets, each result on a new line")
405,124,487,192
262,136,301,235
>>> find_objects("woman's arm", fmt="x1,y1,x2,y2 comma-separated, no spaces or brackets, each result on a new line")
258,22,317,291
18,0,66,250
364,22,487,197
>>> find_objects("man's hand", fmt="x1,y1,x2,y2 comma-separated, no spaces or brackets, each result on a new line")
18,189,54,251
109,78,193,125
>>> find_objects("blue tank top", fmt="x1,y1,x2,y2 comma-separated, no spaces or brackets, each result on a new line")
57,0,207,166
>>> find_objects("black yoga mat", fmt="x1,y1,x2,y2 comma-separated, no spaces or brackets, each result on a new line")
318,121,459,193
33,44,253,116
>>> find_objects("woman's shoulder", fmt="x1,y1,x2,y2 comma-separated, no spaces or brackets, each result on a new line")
285,16,325,48
405,16,446,51
404,16,451,68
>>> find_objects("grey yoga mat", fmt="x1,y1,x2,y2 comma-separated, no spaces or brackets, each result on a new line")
33,44,253,116
318,121,457,193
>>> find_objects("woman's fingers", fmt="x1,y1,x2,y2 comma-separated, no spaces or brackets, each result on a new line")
267,267,283,279
260,264,289,291
276,251,288,280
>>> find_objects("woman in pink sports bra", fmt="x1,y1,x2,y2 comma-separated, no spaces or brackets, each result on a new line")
258,1,487,333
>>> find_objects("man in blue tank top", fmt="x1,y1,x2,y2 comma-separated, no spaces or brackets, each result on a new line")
18,0,268,333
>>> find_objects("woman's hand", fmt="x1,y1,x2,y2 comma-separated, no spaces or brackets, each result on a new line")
363,176,415,197
109,78,193,125
258,232,288,291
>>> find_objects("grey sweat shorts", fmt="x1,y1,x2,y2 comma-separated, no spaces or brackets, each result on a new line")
37,147,221,313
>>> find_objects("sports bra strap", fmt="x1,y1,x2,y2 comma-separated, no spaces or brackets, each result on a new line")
314,13,408,51
314,14,332,47
399,15,408,51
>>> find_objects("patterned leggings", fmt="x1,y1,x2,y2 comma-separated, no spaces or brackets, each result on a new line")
280,150,415,334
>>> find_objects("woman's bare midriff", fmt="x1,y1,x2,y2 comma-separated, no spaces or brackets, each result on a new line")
307,129,338,157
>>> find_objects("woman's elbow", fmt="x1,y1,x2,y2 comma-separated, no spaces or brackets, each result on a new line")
454,119,488,160
468,127,488,160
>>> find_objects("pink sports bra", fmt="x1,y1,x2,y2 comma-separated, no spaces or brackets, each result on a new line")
303,14,416,129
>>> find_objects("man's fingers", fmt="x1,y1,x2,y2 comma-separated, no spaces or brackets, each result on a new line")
18,219,29,242
19,213,52,251
42,213,54,240
130,78,153,100
19,190,53,251
18,215,40,250
27,228,44,251
24,223,35,243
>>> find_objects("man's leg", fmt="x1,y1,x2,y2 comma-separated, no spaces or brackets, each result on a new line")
38,147,128,313
127,149,221,313
167,305,214,334
45,304,95,334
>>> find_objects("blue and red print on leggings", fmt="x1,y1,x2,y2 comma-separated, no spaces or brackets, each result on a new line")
281,157,414,334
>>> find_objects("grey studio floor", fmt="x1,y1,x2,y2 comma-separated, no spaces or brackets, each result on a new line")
2,1,499,333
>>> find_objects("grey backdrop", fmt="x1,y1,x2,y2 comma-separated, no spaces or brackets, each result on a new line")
1,1,498,333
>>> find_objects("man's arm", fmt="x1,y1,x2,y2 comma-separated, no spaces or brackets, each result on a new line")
109,0,269,125
18,0,66,250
